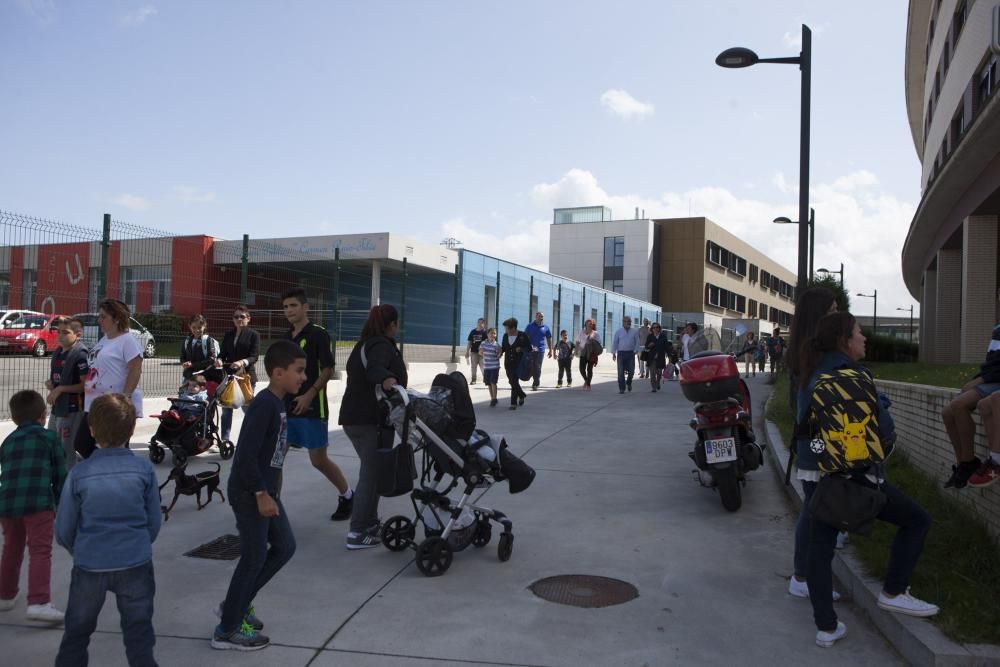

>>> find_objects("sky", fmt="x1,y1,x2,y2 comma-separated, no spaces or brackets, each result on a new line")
1,0,921,315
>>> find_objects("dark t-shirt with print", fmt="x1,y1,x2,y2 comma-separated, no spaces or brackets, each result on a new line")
51,342,89,417
286,322,334,421
467,327,485,354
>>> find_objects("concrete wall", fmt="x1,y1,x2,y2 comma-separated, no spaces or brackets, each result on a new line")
876,379,1000,539
548,218,654,302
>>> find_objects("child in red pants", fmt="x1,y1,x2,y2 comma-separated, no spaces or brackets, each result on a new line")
0,390,67,622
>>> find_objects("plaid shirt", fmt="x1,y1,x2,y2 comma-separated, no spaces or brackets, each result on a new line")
0,422,67,517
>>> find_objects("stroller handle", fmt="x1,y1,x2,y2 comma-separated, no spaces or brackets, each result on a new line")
375,383,408,405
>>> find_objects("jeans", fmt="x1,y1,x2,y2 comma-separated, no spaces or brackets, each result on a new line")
56,562,157,667
469,352,483,383
531,350,545,387
579,357,594,386
506,366,526,406
55,413,84,471
557,358,573,385
0,510,54,605
219,405,247,442
616,352,635,391
649,364,662,390
219,493,296,634
793,480,818,578
806,479,930,631
74,412,97,459
343,424,392,533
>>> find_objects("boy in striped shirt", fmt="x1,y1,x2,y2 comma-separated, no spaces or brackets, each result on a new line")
479,328,501,407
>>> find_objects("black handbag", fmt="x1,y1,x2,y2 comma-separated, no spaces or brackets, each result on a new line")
374,426,416,497
808,473,886,535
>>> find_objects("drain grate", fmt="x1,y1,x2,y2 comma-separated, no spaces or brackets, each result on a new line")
529,574,638,608
184,534,241,560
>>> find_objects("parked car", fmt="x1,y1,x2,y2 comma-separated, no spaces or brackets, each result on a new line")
73,313,157,359
0,313,67,356
0,309,45,330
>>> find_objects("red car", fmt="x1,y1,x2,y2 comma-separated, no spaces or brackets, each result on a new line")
0,313,67,356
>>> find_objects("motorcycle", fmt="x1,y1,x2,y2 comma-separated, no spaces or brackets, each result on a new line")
679,351,765,511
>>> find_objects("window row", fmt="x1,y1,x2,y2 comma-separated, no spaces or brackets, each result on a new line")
705,241,747,277
924,0,968,142
757,269,794,300
705,283,745,313
604,236,624,268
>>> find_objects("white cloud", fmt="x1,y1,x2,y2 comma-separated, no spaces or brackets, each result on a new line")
440,216,550,271
119,5,157,26
16,0,56,24
111,193,152,211
599,89,655,120
170,185,216,203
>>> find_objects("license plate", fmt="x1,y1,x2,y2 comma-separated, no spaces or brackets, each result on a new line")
705,437,737,463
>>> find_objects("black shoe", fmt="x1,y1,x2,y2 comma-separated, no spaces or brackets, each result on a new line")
470,381,477,385
490,399,498,407
944,458,982,489
518,396,525,406
331,494,353,521
626,383,632,392
531,385,538,391
509,405,517,410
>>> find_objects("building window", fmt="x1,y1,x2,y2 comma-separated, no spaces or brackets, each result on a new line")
0,275,9,309
706,241,723,267
87,267,101,312
603,236,624,268
749,264,759,284
953,1,967,43
21,269,36,309
748,299,758,318
735,295,746,313
603,279,624,294
734,256,747,277
759,304,768,321
980,60,997,108
120,265,172,313
760,270,770,290
705,284,721,308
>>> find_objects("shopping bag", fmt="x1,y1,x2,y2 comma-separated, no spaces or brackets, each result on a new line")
516,353,534,382
217,376,244,409
236,373,254,404
374,427,416,497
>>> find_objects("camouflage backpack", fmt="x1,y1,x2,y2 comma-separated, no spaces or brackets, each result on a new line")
806,367,890,473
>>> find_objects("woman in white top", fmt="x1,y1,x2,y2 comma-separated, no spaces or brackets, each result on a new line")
575,319,600,390
74,299,144,458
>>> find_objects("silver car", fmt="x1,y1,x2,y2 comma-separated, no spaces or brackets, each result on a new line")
73,313,157,358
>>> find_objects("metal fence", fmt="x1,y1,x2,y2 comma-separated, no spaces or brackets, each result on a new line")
0,210,461,419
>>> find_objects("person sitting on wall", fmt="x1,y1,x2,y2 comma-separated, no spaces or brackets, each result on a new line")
941,323,1000,489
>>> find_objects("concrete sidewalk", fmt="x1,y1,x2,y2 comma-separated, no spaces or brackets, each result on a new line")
0,358,902,666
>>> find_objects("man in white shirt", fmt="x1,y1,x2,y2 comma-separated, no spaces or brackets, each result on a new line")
681,323,699,362
611,316,641,394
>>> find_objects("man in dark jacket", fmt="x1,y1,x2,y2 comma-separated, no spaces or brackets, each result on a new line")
499,318,531,410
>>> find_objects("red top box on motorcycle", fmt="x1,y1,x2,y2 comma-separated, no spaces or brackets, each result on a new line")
679,352,741,403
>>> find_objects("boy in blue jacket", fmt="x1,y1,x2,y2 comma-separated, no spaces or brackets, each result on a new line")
212,340,305,651
55,392,161,667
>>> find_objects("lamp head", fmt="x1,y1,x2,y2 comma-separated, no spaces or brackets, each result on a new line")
716,47,759,68
773,216,793,224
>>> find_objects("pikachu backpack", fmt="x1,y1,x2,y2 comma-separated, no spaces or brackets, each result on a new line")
806,367,892,473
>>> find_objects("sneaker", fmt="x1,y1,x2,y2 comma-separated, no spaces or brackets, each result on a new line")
518,396,524,406
969,458,1000,488
509,405,516,410
0,595,17,612
26,602,64,623
626,383,632,392
944,457,981,489
346,529,381,550
788,577,841,601
531,385,538,391
331,494,353,521
835,532,849,550
877,589,939,617
556,383,562,388
619,390,625,394
470,381,477,385
815,621,847,648
215,602,263,631
211,621,270,651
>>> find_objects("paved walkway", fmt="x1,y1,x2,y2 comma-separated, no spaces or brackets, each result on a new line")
0,359,902,666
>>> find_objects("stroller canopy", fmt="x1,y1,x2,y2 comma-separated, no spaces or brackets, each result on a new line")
430,372,476,440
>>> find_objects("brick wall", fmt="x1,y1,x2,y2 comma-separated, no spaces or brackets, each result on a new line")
876,379,999,539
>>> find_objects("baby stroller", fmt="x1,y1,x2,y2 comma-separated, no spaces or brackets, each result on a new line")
148,375,234,467
378,372,535,577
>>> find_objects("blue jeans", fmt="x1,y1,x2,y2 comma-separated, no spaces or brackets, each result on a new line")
219,493,296,634
793,480,818,578
617,352,635,391
531,350,545,387
219,405,247,442
56,562,157,667
806,479,930,631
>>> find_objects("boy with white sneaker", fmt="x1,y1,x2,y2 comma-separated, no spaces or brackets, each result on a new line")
0,390,67,623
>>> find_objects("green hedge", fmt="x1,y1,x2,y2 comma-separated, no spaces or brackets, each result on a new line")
132,312,186,342
860,329,918,362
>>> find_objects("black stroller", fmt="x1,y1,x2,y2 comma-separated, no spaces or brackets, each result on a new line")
148,378,234,467
378,372,535,577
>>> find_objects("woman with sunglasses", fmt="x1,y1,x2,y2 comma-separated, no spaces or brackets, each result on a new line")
217,305,260,442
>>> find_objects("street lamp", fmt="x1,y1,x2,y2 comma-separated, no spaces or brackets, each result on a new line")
896,305,914,343
773,208,815,278
856,290,877,336
817,263,844,287
717,25,812,293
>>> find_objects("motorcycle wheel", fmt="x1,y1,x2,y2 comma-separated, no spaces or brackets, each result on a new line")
716,467,742,512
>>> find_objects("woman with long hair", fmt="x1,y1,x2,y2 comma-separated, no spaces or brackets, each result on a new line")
217,304,261,442
575,319,599,390
798,312,937,648
74,299,144,458
338,304,407,550
644,322,669,392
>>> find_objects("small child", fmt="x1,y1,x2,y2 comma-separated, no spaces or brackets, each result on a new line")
556,330,574,388
55,392,161,666
0,390,67,623
45,317,89,472
180,375,209,403
479,328,501,407
212,340,306,651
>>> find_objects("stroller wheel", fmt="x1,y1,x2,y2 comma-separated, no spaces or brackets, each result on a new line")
497,532,514,562
415,537,453,577
381,515,416,552
472,519,492,548
172,451,188,468
218,440,235,460
149,444,165,464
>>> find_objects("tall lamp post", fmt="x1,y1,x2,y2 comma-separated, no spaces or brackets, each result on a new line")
717,24,812,293
773,208,815,278
857,290,877,336
896,305,914,343
816,263,844,287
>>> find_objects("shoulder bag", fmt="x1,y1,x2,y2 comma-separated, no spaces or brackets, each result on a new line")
361,340,416,497
808,472,886,535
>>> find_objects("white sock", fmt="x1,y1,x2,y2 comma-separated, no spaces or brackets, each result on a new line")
341,488,353,500
991,452,1000,465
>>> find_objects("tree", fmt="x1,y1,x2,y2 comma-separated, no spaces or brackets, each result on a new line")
808,274,850,313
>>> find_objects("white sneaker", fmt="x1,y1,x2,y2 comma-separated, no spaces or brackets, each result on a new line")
835,532,849,549
0,595,17,611
26,602,64,623
877,589,939,617
788,577,841,601
816,621,847,648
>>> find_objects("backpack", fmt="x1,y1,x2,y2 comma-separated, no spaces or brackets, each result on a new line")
806,367,891,473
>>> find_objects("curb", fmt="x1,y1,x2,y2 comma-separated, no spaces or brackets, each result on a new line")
760,397,1000,666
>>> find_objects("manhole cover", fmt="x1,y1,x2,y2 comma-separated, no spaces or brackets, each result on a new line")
529,575,638,608
184,534,241,560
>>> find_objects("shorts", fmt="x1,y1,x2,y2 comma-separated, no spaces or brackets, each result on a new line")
975,382,1000,398
483,368,500,385
287,417,329,449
